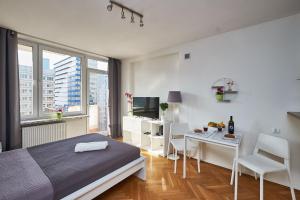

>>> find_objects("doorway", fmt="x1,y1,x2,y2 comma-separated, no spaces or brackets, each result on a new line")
87,58,109,135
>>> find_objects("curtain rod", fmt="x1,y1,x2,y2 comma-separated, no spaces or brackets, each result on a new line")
18,32,109,60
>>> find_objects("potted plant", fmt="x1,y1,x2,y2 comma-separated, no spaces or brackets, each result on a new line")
160,102,169,121
125,92,133,116
215,87,224,102
56,108,63,120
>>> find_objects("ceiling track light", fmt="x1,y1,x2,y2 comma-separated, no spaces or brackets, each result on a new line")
131,12,135,23
107,0,144,27
140,17,144,27
107,2,113,11
121,8,125,19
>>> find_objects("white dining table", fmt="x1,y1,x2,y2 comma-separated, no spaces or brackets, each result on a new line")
183,131,242,200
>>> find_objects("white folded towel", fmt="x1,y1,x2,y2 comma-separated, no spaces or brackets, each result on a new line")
75,141,108,153
207,127,218,133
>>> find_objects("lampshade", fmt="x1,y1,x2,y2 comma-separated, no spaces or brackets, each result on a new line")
167,91,182,103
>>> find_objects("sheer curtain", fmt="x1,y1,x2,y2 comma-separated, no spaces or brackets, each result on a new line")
0,27,21,151
108,58,122,138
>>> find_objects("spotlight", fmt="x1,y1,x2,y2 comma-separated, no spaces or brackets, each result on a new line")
131,12,135,23
140,17,144,27
121,7,125,19
107,3,112,11
107,1,144,27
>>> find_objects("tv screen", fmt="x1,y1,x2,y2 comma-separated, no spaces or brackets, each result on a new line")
133,97,159,119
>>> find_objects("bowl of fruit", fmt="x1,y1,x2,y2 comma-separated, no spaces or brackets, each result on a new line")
208,121,225,132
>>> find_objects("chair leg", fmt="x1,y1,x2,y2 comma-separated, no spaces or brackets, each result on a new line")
174,149,178,174
167,141,171,159
260,174,264,200
197,147,200,173
230,159,235,185
287,169,296,200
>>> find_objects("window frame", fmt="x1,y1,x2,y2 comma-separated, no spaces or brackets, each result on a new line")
38,45,86,118
86,57,109,107
18,39,88,120
87,56,109,73
86,57,109,134
18,40,39,120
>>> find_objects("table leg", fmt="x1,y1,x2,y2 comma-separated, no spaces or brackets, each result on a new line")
183,136,187,178
230,158,235,185
234,146,239,200
200,142,203,160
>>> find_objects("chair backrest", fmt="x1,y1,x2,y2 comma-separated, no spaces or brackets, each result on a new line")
254,133,289,160
170,123,189,138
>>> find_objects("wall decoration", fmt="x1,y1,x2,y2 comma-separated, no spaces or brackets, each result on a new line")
211,78,238,103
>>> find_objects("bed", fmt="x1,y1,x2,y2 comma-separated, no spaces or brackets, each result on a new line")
0,133,146,200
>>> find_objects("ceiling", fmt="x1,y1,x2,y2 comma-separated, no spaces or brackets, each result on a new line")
0,0,300,59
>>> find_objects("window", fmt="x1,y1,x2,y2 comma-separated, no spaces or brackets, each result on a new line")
87,58,109,133
18,41,84,120
87,59,108,71
18,44,34,118
41,50,82,114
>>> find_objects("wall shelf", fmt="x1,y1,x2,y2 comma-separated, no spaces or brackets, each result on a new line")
211,86,224,89
219,100,231,103
224,91,238,94
211,78,238,103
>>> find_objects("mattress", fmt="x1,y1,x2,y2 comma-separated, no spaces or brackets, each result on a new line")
27,133,140,199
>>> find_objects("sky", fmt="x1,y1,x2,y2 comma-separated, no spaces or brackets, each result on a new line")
18,44,69,69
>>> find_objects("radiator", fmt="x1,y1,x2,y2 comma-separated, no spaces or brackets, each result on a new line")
22,122,67,148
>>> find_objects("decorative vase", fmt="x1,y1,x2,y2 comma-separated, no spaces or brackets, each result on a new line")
216,94,223,102
56,112,63,120
127,103,133,116
161,115,165,122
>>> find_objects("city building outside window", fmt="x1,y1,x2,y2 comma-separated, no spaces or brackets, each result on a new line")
18,42,84,119
18,44,34,117
42,50,82,114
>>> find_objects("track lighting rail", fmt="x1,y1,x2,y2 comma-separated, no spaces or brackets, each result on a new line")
107,0,144,27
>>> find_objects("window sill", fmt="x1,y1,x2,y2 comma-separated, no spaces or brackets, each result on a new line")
21,115,88,127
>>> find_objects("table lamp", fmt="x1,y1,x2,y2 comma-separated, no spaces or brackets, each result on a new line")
167,91,182,103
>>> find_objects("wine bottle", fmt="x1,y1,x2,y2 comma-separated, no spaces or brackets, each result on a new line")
228,116,234,134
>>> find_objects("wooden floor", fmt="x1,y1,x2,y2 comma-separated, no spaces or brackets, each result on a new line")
96,150,300,200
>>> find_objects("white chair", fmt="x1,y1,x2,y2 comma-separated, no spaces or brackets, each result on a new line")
167,123,201,174
234,133,296,200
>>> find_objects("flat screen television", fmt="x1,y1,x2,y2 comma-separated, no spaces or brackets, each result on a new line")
133,97,159,119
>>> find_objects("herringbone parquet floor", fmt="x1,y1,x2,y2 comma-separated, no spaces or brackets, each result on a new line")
96,150,300,200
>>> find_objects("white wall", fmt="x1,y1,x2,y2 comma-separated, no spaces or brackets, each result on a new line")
122,14,300,189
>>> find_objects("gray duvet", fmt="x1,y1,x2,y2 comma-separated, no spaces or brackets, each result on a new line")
0,134,140,200
28,133,140,200
0,149,53,200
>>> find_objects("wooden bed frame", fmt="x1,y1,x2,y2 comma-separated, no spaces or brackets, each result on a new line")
61,156,146,200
